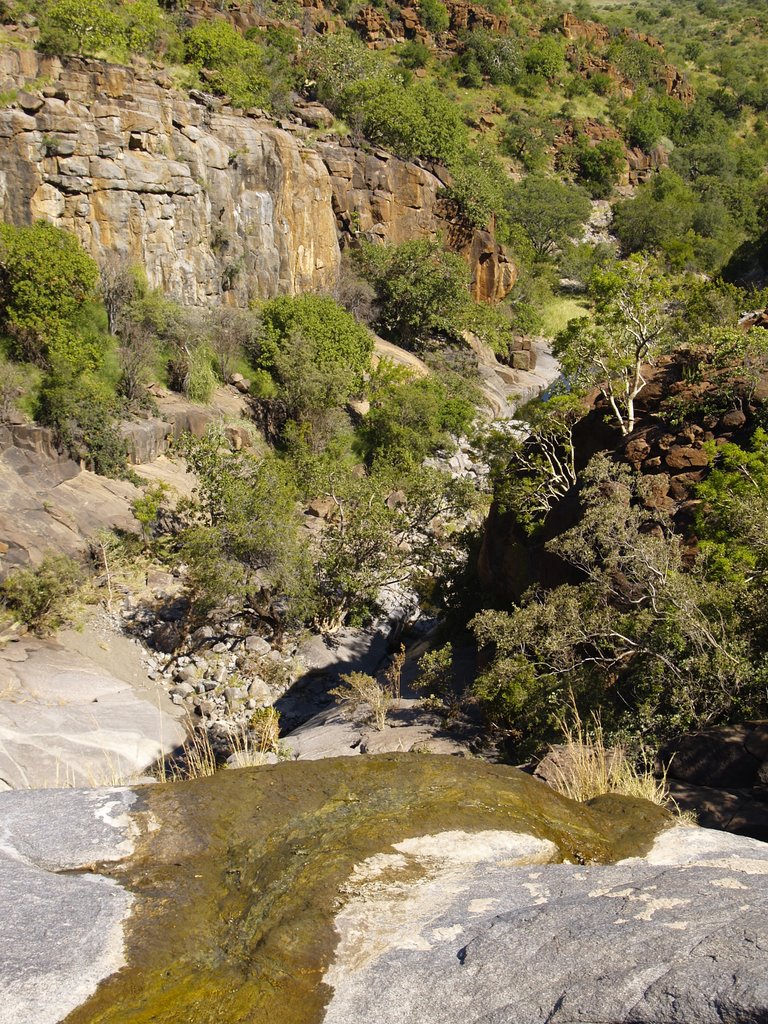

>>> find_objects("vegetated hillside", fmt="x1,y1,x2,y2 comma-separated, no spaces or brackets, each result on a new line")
0,0,767,772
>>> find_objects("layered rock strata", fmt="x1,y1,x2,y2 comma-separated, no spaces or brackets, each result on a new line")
0,47,515,307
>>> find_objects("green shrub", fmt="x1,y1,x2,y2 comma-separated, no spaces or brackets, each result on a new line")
419,0,450,33
524,36,565,79
339,78,467,163
356,238,471,348
0,552,84,635
183,20,269,108
185,344,217,403
38,0,123,56
398,40,430,69
571,136,625,198
0,222,101,369
36,364,128,477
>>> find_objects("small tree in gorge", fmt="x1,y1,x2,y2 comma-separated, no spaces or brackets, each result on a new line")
553,255,671,436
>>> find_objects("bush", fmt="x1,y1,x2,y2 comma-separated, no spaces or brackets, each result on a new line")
443,144,510,229
256,294,373,391
0,552,84,635
506,175,591,259
339,78,467,163
626,104,664,151
571,136,625,198
356,238,471,348
461,29,522,86
418,0,450,33
183,20,269,108
524,36,565,79
36,364,128,477
360,371,476,467
0,222,100,369
38,0,123,56
398,40,430,69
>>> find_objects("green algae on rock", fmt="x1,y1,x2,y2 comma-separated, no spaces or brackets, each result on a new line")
64,754,670,1024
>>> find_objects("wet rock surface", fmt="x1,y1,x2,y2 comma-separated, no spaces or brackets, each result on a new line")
20,757,673,1024
5,763,768,1024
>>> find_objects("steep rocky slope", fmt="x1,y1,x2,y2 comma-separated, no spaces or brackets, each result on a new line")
0,46,513,306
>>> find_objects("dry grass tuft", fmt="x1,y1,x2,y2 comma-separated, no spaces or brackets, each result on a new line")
547,704,671,807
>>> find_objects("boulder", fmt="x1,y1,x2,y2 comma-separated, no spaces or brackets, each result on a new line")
0,635,186,789
4,759,768,1024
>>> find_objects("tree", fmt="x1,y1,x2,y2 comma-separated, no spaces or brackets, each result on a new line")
339,78,467,164
488,393,584,535
418,0,450,33
696,429,768,582
99,253,143,335
39,0,123,55
0,552,84,635
506,175,591,259
0,222,100,369
524,36,565,79
501,109,557,172
572,136,626,198
554,255,671,435
208,307,259,383
626,103,664,151
178,429,315,626
461,29,522,86
471,456,757,751
356,238,471,348
311,462,475,631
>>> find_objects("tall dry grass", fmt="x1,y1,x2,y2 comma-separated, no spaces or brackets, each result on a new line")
547,704,671,806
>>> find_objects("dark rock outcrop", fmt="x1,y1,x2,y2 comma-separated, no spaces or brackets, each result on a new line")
661,722,768,841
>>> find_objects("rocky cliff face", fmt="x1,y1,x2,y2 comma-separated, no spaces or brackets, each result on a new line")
0,47,340,306
0,46,514,307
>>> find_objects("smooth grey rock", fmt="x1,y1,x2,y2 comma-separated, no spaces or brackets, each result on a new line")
0,787,139,1024
322,825,768,1024
0,637,186,789
243,635,271,657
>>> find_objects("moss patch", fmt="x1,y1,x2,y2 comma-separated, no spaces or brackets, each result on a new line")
65,754,670,1024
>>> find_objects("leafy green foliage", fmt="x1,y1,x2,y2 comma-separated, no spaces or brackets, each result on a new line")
256,294,373,394
554,254,671,435
339,77,467,163
626,103,664,151
506,175,591,259
418,0,450,33
472,456,762,753
696,430,768,582
183,20,269,108
36,363,129,477
309,459,476,631
459,29,522,86
570,136,626,198
359,367,477,468
524,36,565,79
178,429,314,624
0,552,84,635
443,144,510,230
356,239,471,348
38,0,123,55
0,222,100,369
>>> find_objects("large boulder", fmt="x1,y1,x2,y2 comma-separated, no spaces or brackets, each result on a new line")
0,633,186,789
4,756,768,1024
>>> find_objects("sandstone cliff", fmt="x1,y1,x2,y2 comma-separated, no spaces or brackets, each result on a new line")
0,46,514,306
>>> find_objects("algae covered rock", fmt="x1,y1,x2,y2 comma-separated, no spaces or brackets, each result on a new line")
2,755,766,1024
